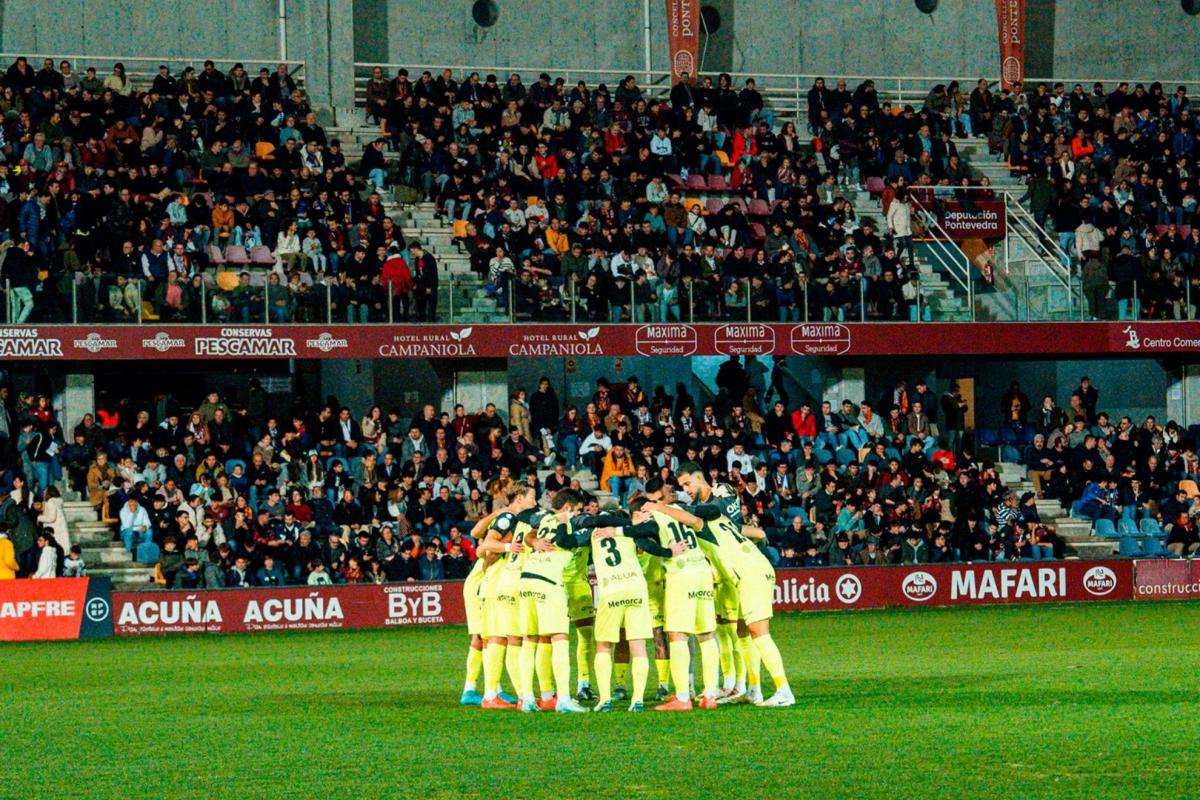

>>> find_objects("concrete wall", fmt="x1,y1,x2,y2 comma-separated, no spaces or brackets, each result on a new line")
1050,0,1200,81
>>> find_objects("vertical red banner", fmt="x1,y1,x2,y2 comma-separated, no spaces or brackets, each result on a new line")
995,0,1026,91
666,0,700,84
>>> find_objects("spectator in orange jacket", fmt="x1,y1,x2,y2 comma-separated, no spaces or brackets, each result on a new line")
600,444,636,505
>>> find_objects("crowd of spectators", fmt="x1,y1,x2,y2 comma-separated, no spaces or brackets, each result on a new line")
976,79,1200,320
2,359,1199,586
0,56,1010,327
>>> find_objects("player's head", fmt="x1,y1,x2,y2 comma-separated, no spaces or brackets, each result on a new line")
551,488,583,515
644,476,671,503
675,461,708,499
505,480,536,510
628,495,652,523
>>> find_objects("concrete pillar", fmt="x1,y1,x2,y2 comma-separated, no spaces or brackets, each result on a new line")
61,374,96,432
1176,364,1200,425
291,0,357,122
826,367,865,407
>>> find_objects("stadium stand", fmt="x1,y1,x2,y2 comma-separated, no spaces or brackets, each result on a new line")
1,363,1194,589
2,56,1197,326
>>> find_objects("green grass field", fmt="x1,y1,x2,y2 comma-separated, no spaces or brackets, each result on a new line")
5,601,1199,799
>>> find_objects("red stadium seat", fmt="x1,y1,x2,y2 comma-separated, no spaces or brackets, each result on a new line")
687,174,708,191
748,199,771,218
224,246,250,265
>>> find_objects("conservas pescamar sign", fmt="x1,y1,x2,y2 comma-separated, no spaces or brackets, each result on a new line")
0,327,63,357
194,328,297,356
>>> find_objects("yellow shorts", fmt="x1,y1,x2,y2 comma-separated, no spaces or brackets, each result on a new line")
519,578,570,637
464,569,486,636
595,592,654,643
715,579,740,621
647,581,665,628
486,573,522,638
663,575,716,635
566,580,595,621
737,570,776,624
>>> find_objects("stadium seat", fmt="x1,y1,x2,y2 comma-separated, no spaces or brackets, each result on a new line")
715,150,733,169
254,141,276,160
1094,519,1119,539
665,174,686,189
225,459,246,474
706,198,725,214
224,246,250,265
975,428,997,447
1139,518,1164,538
686,174,707,191
249,245,275,266
749,223,767,242
835,448,857,466
206,244,227,266
682,197,705,215
1141,534,1167,557
1179,479,1199,498
326,456,349,472
1117,518,1138,536
141,301,160,321
452,220,469,239
999,427,1018,445
706,174,730,192
1021,427,1037,445
884,447,901,460
1118,535,1144,558
748,199,771,218
814,448,833,465
865,177,886,195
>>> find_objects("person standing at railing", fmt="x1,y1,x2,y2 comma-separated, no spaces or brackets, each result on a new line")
886,188,914,271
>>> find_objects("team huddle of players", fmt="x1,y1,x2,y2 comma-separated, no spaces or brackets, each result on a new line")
458,462,794,712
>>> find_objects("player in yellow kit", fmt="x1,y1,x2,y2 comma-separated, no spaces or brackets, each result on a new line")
459,508,515,706
571,498,689,712
562,510,598,704
517,489,592,714
675,462,794,708
475,482,542,710
616,484,719,711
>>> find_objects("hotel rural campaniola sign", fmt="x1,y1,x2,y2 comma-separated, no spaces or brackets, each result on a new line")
8,323,1200,359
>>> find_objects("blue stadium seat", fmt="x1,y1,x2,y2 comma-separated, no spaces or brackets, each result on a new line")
1021,427,1037,445
1141,534,1167,557
814,448,833,465
1117,518,1138,536
999,428,1018,445
975,428,998,447
884,447,901,461
1139,518,1164,538
224,458,246,475
999,445,1021,463
1118,535,1144,558
1094,519,1119,539
326,456,349,472
835,448,857,466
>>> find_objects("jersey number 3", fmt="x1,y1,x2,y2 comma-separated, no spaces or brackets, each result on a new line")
599,536,622,567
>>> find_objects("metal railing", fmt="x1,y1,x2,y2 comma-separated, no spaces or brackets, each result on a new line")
0,53,307,93
349,63,1200,120
907,195,975,320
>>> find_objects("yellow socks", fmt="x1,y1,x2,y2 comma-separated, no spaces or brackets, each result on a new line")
655,657,670,687
536,641,555,699
594,649,613,704
575,625,594,689
668,640,691,702
698,636,719,697
505,641,525,698
464,646,483,692
519,640,538,702
631,655,649,704
717,622,737,689
739,634,760,690
614,661,630,693
551,638,572,698
483,641,505,698
754,633,788,691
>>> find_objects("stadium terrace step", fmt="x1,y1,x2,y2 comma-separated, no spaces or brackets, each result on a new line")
88,565,154,586
78,545,139,565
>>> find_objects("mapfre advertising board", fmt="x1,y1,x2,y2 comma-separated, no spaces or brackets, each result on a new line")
0,577,114,641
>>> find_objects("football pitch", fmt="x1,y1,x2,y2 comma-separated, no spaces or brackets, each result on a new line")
6,601,1199,799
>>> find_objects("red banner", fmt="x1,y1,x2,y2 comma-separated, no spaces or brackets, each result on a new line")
1133,559,1200,601
0,577,113,641
773,559,1132,612
666,0,700,85
939,200,1006,240
112,581,465,636
111,560,1136,638
995,0,1026,91
5,322,1200,360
